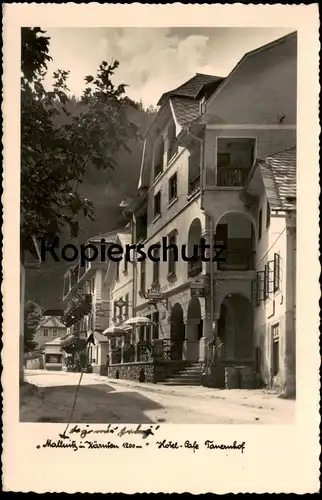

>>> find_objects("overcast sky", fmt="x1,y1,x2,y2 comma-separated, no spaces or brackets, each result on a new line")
43,27,294,107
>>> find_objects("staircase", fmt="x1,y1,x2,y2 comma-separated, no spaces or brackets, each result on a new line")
160,362,203,386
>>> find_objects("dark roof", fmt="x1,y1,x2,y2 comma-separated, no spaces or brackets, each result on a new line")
258,146,296,211
94,331,109,343
158,73,223,106
171,97,201,126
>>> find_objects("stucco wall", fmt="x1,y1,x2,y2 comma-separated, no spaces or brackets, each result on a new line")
205,33,297,126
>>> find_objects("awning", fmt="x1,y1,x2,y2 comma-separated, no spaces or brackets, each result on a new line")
102,325,131,338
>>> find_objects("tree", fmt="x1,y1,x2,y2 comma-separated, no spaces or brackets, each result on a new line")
21,27,140,256
24,300,43,352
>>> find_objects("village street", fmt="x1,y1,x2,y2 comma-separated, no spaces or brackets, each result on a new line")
21,370,295,425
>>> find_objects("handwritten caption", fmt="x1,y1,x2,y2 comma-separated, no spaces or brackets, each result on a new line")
35,424,246,454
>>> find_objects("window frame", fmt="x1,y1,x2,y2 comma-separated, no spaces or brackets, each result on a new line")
153,191,161,218
258,208,263,241
266,200,271,229
168,172,178,203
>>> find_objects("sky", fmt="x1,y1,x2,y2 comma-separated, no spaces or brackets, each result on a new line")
43,27,294,107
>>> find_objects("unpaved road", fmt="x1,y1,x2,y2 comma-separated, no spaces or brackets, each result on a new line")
21,370,295,424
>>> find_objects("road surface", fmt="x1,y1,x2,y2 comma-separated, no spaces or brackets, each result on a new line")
21,370,295,424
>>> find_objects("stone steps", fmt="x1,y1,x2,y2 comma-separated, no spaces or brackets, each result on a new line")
160,363,203,386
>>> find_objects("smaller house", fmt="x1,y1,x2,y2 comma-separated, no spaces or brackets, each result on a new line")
88,331,110,376
43,337,64,371
34,316,67,349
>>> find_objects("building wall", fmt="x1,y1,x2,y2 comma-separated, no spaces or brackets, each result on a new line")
34,325,66,348
252,186,295,391
136,197,205,310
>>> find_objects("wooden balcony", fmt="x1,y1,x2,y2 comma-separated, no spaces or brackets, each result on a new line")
217,167,249,187
62,292,92,327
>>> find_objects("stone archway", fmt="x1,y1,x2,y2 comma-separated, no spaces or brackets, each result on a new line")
187,218,203,277
217,294,253,364
170,303,185,360
184,296,202,361
214,211,256,271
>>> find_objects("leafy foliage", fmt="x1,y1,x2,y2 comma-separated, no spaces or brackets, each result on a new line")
21,28,140,254
24,300,43,352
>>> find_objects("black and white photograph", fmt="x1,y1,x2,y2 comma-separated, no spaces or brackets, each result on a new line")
2,3,320,495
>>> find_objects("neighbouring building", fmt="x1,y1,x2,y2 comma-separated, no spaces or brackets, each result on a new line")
43,337,64,371
61,227,132,375
106,31,297,395
34,315,67,349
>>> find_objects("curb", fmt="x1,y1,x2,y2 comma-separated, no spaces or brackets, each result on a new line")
93,375,217,400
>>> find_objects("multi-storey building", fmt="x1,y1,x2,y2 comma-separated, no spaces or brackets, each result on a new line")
107,31,297,395
34,315,67,349
61,227,133,374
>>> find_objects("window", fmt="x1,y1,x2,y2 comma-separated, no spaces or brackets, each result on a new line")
124,293,129,318
217,152,231,168
52,329,58,337
154,139,164,178
169,173,177,202
257,270,266,302
266,200,271,229
251,279,260,307
258,208,262,241
273,253,281,292
168,232,177,276
272,323,280,376
113,301,117,321
43,329,48,337
140,260,146,292
154,191,161,218
152,245,160,284
115,260,120,281
123,253,128,274
167,121,177,162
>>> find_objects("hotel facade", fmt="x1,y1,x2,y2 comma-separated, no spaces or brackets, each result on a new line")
61,32,297,396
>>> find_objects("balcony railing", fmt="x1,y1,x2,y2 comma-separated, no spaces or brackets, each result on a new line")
188,258,203,277
217,167,248,187
217,250,255,271
109,338,185,364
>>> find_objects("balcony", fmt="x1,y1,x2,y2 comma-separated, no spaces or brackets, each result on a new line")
62,291,92,327
217,249,255,271
217,167,248,187
188,174,201,195
188,258,203,277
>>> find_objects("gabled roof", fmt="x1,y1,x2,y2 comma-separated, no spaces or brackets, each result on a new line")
258,146,296,211
205,31,297,111
36,316,66,331
93,331,109,343
158,73,223,106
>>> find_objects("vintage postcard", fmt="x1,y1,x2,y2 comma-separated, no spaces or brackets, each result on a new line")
2,3,320,494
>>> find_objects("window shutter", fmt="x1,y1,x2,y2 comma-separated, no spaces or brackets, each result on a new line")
274,253,281,291
257,271,265,302
268,260,275,294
